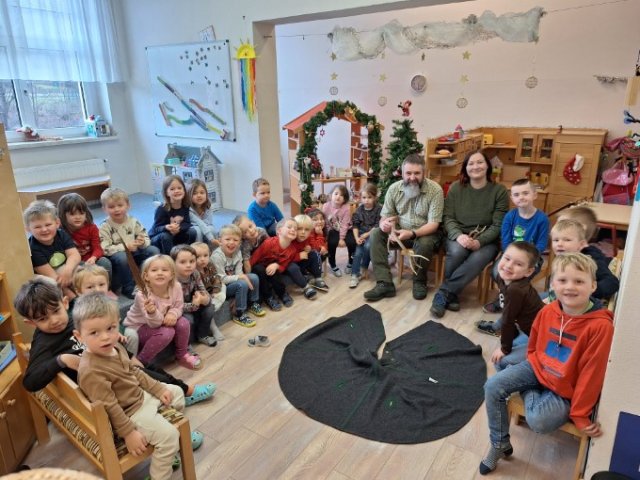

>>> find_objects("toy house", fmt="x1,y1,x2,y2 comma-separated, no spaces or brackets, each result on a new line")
151,143,223,210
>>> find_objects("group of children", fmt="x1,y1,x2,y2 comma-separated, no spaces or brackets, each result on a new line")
18,170,620,478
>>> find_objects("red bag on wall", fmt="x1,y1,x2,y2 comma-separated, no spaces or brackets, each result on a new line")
602,182,631,205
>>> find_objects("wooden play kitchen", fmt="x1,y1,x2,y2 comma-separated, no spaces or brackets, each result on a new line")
426,126,607,213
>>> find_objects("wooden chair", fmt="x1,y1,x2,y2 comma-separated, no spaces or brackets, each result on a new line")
12,333,196,480
508,393,588,480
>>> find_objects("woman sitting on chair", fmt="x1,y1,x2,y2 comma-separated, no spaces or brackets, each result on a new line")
430,150,508,318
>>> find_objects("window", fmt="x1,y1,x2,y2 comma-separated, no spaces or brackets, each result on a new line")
0,79,87,132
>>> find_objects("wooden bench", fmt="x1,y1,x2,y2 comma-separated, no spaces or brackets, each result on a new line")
14,159,110,209
12,333,196,480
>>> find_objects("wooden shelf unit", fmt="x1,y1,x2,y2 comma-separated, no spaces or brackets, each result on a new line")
427,127,607,213
425,133,483,185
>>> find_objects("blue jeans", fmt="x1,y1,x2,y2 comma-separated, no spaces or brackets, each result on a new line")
150,227,197,255
225,273,259,313
441,239,498,295
484,360,570,448
110,246,160,296
351,238,371,276
495,330,529,372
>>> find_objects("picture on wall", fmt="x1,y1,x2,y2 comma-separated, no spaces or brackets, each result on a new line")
146,41,235,141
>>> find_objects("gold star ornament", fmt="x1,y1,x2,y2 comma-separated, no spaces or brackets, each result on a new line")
460,74,469,84
379,74,387,82
331,72,338,80
330,52,337,61
462,51,471,60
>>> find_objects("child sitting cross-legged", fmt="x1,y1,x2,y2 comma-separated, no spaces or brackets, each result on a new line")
188,179,220,250
192,241,225,341
212,224,265,327
306,208,329,262
323,185,356,277
71,266,216,407
476,241,544,371
14,278,212,440
123,254,202,370
248,177,284,237
73,293,200,480
233,214,268,274
479,252,614,475
170,244,218,347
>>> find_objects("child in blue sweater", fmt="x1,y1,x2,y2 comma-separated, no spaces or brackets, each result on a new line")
247,178,283,236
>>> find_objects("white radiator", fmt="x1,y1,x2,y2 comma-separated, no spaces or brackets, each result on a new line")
14,158,108,189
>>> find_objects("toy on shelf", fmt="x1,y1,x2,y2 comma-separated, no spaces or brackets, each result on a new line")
85,115,111,137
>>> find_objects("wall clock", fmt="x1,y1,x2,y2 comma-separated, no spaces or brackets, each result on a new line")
410,74,427,93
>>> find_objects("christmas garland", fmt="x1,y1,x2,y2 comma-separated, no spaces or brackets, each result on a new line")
296,100,383,208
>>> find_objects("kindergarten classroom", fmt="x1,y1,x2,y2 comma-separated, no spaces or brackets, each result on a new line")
1,0,640,479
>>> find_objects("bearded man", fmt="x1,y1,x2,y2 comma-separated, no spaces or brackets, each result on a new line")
364,153,444,301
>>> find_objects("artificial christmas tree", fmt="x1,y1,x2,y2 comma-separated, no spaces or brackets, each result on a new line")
379,119,424,203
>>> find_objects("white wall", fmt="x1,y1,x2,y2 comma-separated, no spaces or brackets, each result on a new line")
276,0,640,189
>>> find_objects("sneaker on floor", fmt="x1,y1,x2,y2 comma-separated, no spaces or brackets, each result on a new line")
249,302,266,317
349,274,361,288
363,281,396,301
412,280,428,300
475,320,501,337
312,278,329,289
178,353,202,370
344,264,352,274
446,292,460,311
303,286,317,299
281,292,294,307
430,290,448,318
266,296,282,311
197,336,217,347
483,298,503,314
233,312,256,328
330,266,342,277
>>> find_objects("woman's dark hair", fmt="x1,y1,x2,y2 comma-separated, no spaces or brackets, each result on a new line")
459,150,493,186
57,193,93,231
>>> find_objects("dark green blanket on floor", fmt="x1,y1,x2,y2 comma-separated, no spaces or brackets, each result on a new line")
278,304,486,444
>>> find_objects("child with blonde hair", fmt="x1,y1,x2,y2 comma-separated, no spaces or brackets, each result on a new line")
212,224,264,327
188,179,219,249
124,254,201,369
233,214,268,273
306,208,329,259
99,187,159,299
58,193,112,280
149,175,197,254
322,185,356,276
293,214,327,290
350,183,382,288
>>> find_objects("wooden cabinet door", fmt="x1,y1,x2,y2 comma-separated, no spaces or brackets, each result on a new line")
516,134,537,163
536,135,555,163
0,402,16,475
548,142,601,198
3,378,35,466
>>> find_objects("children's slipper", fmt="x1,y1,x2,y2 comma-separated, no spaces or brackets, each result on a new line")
185,382,217,406
248,335,270,347
191,430,204,450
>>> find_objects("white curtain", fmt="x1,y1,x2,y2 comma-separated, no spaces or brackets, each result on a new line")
0,0,126,82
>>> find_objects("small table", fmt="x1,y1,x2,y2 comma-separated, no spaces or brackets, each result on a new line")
584,202,633,231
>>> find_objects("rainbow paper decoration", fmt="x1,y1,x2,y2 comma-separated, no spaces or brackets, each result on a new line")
235,41,257,121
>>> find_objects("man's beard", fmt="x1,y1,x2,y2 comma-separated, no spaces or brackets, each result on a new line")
403,180,421,199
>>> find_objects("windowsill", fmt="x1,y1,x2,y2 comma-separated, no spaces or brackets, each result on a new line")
8,135,118,150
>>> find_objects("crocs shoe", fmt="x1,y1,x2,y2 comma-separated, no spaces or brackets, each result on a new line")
191,430,204,450
233,312,256,327
312,278,329,290
475,320,500,337
303,286,317,299
248,335,271,347
178,353,202,370
249,302,266,317
185,382,217,406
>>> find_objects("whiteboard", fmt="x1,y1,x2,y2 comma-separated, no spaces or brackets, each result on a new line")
146,41,235,141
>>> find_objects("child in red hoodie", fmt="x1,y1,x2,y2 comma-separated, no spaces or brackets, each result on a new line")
250,218,311,310
480,252,614,475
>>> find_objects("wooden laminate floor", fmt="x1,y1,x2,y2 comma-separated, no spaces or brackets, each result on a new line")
21,255,579,479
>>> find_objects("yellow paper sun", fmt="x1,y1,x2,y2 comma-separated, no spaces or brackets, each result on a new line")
235,40,256,60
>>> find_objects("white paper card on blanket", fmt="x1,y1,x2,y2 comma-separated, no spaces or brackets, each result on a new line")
146,41,235,141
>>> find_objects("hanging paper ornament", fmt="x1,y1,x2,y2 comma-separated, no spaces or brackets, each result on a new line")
378,96,387,106
235,40,257,121
525,76,538,89
398,100,412,116
299,182,308,192
456,97,468,109
319,128,325,137
368,168,374,175
329,86,339,96
344,107,357,123
304,156,312,165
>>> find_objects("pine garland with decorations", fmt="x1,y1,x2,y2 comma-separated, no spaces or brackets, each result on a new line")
296,100,383,208
379,118,423,203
